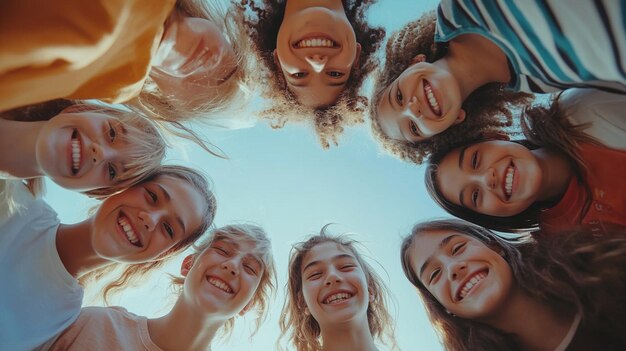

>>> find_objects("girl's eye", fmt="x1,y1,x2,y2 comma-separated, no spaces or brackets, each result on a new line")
327,71,344,78
471,150,479,169
452,242,466,255
340,264,356,270
145,188,157,203
428,268,440,284
291,72,307,79
244,264,257,275
396,85,404,105
471,188,479,207
214,247,228,255
308,272,322,280
164,223,174,238
108,164,117,181
409,121,420,137
108,123,116,142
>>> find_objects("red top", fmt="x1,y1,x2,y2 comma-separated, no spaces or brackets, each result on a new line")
540,143,626,235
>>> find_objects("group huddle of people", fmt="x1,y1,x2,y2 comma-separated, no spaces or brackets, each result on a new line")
1,0,625,350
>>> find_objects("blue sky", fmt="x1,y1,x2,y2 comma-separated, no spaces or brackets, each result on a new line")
43,0,447,349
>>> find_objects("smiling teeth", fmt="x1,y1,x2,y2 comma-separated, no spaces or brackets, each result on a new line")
118,216,141,247
458,271,487,300
505,166,514,197
296,38,335,48
324,292,353,304
424,83,441,115
71,131,81,174
207,277,233,294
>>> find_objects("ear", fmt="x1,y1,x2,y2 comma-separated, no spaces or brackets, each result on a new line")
353,43,362,67
411,54,427,65
273,49,281,68
481,130,510,141
303,307,310,316
180,255,194,277
239,300,254,316
452,109,466,125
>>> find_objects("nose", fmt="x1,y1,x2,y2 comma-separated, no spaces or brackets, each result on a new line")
305,54,328,73
407,95,422,118
324,268,342,286
91,142,117,165
447,260,467,281
222,258,240,276
137,210,158,231
482,168,497,191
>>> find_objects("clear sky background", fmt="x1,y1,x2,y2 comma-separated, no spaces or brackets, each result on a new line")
43,0,448,350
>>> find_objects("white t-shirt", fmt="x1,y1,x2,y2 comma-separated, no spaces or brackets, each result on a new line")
0,181,83,351
561,88,626,151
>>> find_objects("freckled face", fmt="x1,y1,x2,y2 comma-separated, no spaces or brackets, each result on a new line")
409,230,514,320
91,176,206,263
376,61,465,142
35,112,131,191
182,239,264,317
276,5,361,108
152,13,238,102
436,140,542,217
301,242,369,328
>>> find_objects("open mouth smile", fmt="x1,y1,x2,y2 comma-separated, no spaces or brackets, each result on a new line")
294,34,338,49
322,290,355,305
117,212,142,247
206,275,234,294
503,161,516,200
70,129,82,175
456,269,488,301
423,80,441,117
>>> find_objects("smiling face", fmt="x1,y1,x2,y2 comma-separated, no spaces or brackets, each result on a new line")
35,112,135,191
376,59,465,142
275,2,361,108
151,13,238,102
409,230,513,320
182,238,264,317
91,175,206,263
300,242,369,328
436,140,543,217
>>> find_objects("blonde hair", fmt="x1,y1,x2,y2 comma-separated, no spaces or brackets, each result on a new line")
1,100,166,199
279,225,396,351
130,0,253,125
81,165,217,302
237,0,385,148
171,224,277,336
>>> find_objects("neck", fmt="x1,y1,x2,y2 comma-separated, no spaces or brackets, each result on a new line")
440,34,511,101
148,297,225,351
532,148,574,203
320,318,378,351
56,219,112,278
284,0,345,15
483,289,575,351
0,118,45,178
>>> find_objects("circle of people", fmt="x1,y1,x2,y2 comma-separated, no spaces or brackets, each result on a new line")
1,1,625,350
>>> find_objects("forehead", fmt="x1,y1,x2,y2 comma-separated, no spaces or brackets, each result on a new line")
154,175,206,232
301,242,355,268
410,230,473,268
375,88,403,140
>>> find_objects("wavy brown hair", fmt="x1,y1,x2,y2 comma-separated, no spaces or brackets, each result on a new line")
171,224,277,337
424,94,600,233
237,0,385,148
400,219,626,351
1,99,166,199
80,165,217,302
279,225,396,351
370,11,532,164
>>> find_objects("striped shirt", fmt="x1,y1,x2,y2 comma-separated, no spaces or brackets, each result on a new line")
435,0,626,94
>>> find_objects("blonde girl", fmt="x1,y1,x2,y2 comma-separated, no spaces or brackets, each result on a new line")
424,96,626,234
0,0,252,125
0,165,216,351
279,227,395,351
0,100,165,199
237,0,385,148
49,224,277,351
400,219,626,350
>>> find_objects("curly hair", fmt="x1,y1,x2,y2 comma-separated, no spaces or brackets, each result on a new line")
400,219,626,351
278,225,396,351
424,94,599,233
237,0,385,148
170,223,277,337
370,11,532,164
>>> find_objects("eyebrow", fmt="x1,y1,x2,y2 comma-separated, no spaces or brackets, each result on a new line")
215,239,264,268
458,146,468,170
419,234,459,281
157,184,186,234
302,254,354,273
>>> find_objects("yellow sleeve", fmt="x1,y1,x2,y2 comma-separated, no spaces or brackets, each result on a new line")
0,0,176,111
